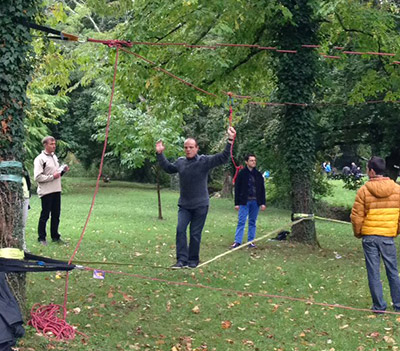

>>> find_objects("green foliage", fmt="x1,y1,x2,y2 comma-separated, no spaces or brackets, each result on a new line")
316,0,400,167
0,0,40,160
338,174,365,191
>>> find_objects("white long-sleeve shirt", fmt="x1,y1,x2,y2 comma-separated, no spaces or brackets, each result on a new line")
33,151,62,197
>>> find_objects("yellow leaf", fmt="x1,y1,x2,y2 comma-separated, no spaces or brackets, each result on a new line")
192,305,200,314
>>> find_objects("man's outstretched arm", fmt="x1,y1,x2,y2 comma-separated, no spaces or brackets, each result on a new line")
156,140,178,174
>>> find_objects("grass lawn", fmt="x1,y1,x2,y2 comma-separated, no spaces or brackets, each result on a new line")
18,177,400,350
322,179,360,209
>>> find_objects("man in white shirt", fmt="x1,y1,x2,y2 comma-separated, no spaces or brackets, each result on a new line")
33,136,69,246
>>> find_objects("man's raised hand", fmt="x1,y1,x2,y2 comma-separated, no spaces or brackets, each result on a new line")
156,140,165,154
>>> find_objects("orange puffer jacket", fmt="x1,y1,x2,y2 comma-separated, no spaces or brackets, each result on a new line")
351,177,400,237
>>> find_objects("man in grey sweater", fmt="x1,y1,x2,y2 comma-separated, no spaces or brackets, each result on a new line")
156,127,236,268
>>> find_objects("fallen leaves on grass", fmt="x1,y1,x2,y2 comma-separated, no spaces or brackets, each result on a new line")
383,335,396,344
242,340,254,346
221,320,232,329
192,306,200,314
366,331,380,339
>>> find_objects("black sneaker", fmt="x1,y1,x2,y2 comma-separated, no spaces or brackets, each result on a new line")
52,238,67,245
248,243,257,249
171,261,188,269
188,262,198,269
230,242,241,249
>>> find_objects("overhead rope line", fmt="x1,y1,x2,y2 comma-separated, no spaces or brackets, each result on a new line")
22,21,400,107
22,19,399,59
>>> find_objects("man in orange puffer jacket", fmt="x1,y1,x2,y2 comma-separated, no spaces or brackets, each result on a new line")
351,156,400,313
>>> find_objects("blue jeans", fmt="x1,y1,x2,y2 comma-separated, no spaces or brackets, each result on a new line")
362,235,400,311
176,206,209,264
234,200,260,244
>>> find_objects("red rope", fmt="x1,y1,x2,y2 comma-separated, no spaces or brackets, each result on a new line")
227,93,243,184
119,40,397,57
28,304,88,340
82,266,400,316
29,45,122,342
87,38,132,48
120,48,218,97
116,47,400,108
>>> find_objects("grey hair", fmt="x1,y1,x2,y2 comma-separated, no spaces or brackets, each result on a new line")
42,136,55,145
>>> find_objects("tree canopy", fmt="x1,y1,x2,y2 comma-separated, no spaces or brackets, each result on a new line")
20,0,400,243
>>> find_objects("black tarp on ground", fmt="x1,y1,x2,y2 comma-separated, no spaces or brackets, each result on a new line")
0,272,24,351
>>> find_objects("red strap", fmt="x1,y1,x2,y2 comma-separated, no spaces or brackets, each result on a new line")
227,93,242,184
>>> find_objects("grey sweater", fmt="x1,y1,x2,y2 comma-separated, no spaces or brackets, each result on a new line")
157,143,231,209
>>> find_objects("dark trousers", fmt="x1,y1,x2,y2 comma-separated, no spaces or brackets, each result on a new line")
176,205,208,264
38,192,61,242
0,342,12,351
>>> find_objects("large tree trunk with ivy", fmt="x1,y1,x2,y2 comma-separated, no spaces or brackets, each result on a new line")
0,0,38,313
273,0,318,244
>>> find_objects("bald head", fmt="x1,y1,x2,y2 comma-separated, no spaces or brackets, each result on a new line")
184,138,199,159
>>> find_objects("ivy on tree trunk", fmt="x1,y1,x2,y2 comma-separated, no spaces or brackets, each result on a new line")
273,0,319,244
0,0,39,313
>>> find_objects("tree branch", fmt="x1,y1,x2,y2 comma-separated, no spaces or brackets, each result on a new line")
69,0,101,33
153,23,185,41
204,22,268,86
335,13,373,37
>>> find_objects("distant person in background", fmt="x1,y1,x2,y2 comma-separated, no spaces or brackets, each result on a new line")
231,154,266,249
21,167,31,251
351,156,400,313
351,162,358,175
321,161,327,174
342,166,351,176
324,161,331,175
34,136,69,246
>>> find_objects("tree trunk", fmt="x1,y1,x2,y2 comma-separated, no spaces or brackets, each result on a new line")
220,171,233,198
0,0,39,314
273,0,319,244
291,176,316,243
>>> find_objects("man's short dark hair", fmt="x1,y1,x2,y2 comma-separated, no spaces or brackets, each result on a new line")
244,154,256,162
368,156,386,175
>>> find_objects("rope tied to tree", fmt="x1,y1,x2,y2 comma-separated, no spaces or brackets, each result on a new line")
227,92,243,184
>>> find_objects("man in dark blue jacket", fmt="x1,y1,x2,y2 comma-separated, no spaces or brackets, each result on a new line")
156,127,236,269
231,154,266,249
